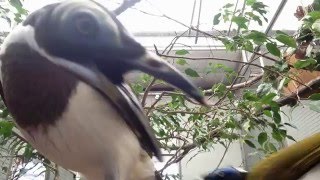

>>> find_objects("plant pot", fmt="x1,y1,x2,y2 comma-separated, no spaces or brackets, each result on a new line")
282,54,320,98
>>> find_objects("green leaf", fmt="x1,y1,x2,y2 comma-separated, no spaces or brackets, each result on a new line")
266,43,281,57
243,91,259,101
263,110,272,118
279,129,287,136
245,30,267,44
176,58,187,65
0,121,14,138
267,142,277,152
246,0,257,6
276,34,296,48
312,20,320,34
275,30,288,35
245,12,263,25
142,74,152,83
284,122,297,129
223,3,234,8
260,93,277,104
293,58,317,69
272,131,283,142
210,63,235,74
23,144,34,161
256,83,272,97
9,0,23,10
273,111,281,124
308,11,320,21
274,61,289,72
309,93,320,100
252,15,263,26
1,108,9,118
286,135,297,142
232,16,248,29
212,83,227,98
9,0,27,19
185,68,199,77
270,102,281,124
244,139,256,148
213,13,221,25
308,100,320,113
244,41,254,52
225,118,237,129
270,101,280,111
258,132,268,145
252,2,268,14
130,84,144,95
175,49,189,55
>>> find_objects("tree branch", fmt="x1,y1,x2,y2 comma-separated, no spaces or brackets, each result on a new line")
204,74,263,95
143,74,263,105
153,45,266,69
113,0,141,16
264,76,320,111
279,77,320,105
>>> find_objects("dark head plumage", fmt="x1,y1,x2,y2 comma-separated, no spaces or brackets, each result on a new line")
22,0,144,83
13,0,205,103
204,167,247,180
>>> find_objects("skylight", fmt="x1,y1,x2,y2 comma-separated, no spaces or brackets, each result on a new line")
20,0,304,34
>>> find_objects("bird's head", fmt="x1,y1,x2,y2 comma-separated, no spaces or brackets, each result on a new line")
203,166,247,180
1,0,205,105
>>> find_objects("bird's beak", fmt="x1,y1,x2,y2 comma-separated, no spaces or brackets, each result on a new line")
127,51,207,105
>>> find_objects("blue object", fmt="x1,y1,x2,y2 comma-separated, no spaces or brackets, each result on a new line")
204,167,246,180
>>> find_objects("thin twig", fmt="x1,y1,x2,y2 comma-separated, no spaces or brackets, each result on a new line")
146,92,165,116
216,141,232,169
253,51,280,63
163,29,190,55
113,0,141,16
227,0,239,36
154,45,266,69
141,78,156,106
154,44,306,88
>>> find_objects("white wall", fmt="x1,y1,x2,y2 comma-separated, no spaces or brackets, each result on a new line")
282,101,320,145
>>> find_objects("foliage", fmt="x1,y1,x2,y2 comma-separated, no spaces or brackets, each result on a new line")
133,0,320,178
1,0,320,180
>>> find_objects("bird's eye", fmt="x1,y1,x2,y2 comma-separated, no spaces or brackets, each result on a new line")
74,12,99,36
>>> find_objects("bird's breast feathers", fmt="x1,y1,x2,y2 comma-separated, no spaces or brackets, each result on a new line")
19,81,154,180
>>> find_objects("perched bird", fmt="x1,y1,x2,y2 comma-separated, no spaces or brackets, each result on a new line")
203,166,247,180
0,1,205,180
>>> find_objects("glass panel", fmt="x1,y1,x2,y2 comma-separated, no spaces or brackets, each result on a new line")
3,0,305,33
